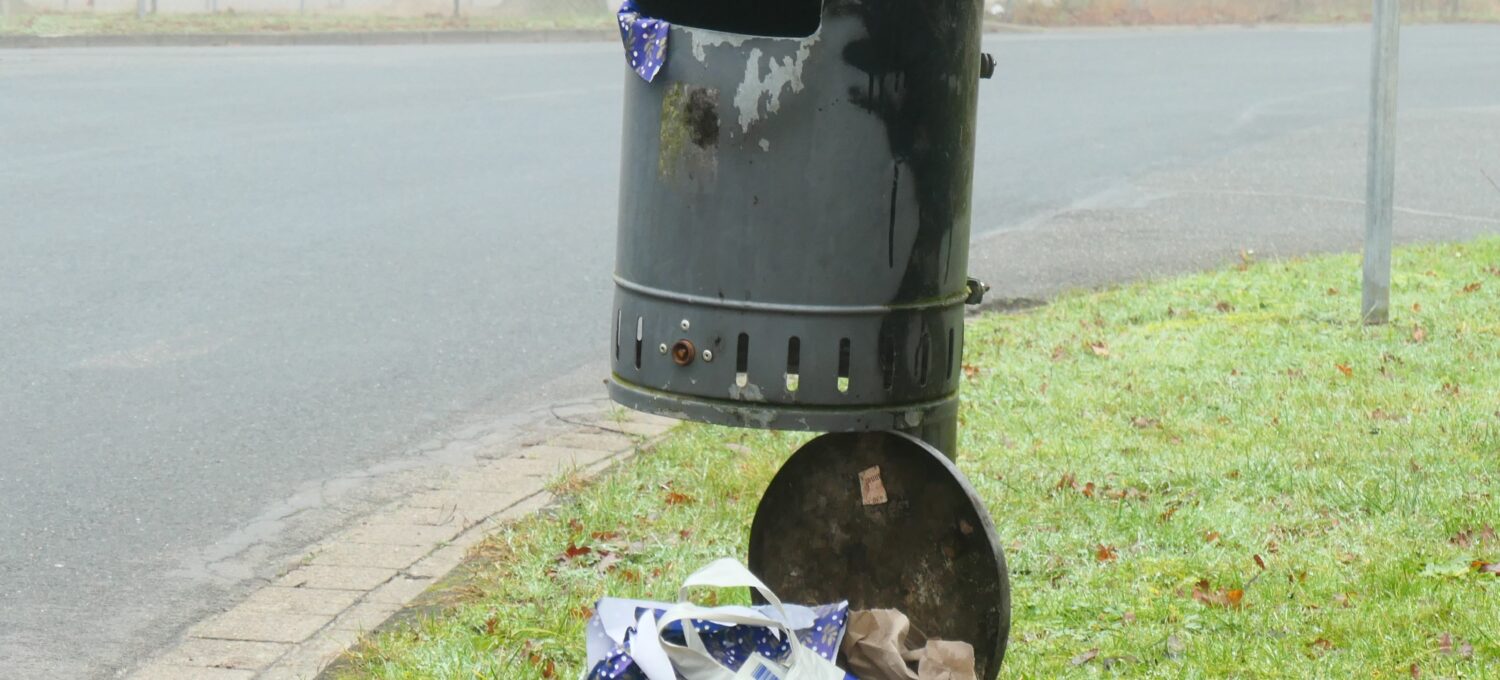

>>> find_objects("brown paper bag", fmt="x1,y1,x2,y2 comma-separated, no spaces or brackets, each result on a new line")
840,610,978,680
840,609,923,680
916,640,977,680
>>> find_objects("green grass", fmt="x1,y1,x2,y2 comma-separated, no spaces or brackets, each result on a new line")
337,238,1500,679
0,12,611,37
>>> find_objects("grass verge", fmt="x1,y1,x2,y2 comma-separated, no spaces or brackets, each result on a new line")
0,12,611,37
336,239,1500,678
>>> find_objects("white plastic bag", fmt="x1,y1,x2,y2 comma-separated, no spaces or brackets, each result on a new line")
626,558,848,680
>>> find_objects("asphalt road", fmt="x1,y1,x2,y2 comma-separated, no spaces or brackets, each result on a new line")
2,25,1498,677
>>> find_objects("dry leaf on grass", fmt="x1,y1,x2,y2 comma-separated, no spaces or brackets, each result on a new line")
1096,544,1119,562
1336,363,1354,378
1089,341,1111,358
1192,579,1243,608
1070,649,1100,666
1165,634,1186,659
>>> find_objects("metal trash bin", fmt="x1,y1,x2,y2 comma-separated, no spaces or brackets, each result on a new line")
606,1,1009,676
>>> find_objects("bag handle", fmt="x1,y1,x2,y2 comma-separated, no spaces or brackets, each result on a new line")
677,557,792,625
634,558,809,680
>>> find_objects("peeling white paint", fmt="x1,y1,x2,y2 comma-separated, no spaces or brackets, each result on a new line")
729,382,766,402
685,27,751,64
733,35,819,134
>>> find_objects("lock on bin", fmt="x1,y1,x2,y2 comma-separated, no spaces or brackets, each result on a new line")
607,1,1009,677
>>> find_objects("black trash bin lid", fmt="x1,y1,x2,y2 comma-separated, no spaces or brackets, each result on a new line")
748,431,1011,680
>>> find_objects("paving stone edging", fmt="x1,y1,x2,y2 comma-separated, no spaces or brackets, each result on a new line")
0,28,615,49
129,402,678,680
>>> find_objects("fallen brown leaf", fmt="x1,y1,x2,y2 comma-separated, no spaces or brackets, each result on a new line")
1310,638,1334,652
1216,301,1235,313
1132,416,1160,429
1204,531,1221,544
1412,302,1423,313
1442,383,1461,397
1165,634,1186,659
1159,505,1180,523
1082,482,1097,498
1327,287,1340,296
1474,561,1500,575
962,364,981,379
1437,633,1475,658
1412,325,1427,343
561,543,592,562
1254,554,1267,570
1096,544,1119,562
1462,282,1482,294
1070,648,1100,666
1336,363,1354,378
1192,579,1243,608
1089,341,1111,358
1051,345,1069,361
1410,663,1421,678
664,491,694,506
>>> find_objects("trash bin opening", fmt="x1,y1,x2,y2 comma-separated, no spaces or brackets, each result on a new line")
634,0,822,38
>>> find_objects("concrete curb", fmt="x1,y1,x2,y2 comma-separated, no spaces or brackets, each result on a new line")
127,401,678,680
0,28,615,49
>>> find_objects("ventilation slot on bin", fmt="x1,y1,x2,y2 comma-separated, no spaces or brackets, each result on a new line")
634,0,822,38
837,338,851,393
634,317,644,370
785,337,801,393
736,333,751,388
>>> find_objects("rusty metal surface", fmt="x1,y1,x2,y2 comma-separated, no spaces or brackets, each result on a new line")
748,432,1010,679
609,0,986,433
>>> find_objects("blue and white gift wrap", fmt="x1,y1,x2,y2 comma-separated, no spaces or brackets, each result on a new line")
585,598,852,679
616,0,670,83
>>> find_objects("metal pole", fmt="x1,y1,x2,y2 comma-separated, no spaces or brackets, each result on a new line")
137,0,146,19
1363,0,1401,325
452,0,459,18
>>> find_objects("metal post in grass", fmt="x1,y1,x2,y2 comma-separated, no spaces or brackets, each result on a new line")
452,0,460,18
1363,0,1401,325
137,0,146,19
